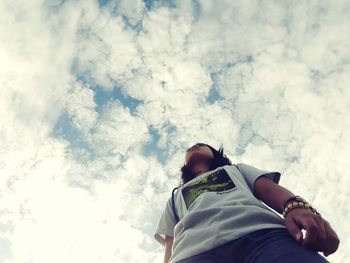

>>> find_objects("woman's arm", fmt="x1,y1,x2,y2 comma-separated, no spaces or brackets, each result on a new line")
254,175,340,257
254,175,295,214
163,235,174,263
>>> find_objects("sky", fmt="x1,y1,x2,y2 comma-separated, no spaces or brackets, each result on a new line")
0,0,349,262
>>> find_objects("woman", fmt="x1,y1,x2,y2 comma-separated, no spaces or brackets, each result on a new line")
154,143,339,263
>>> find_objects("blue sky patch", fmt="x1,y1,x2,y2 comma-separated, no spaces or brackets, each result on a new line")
93,84,143,116
144,0,177,11
53,111,96,159
98,0,109,7
191,0,201,23
142,123,177,164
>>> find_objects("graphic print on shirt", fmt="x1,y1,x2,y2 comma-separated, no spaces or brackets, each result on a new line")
181,169,237,209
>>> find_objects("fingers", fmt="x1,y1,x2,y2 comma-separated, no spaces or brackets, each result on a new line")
322,220,340,256
302,216,340,256
301,217,319,250
314,216,327,244
284,214,303,243
285,209,340,257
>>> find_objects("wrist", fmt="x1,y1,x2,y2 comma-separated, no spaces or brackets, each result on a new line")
283,195,309,208
282,196,320,218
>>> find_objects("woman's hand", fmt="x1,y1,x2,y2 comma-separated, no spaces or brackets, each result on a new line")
284,208,340,257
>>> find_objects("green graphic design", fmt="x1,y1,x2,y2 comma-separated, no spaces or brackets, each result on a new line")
182,169,236,209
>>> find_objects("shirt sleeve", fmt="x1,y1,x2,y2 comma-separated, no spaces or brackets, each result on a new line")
154,197,177,246
235,163,281,197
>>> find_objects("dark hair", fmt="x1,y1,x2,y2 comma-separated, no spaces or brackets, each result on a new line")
180,143,232,185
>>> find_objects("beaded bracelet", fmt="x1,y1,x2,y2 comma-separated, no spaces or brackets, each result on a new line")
283,200,320,218
283,196,302,208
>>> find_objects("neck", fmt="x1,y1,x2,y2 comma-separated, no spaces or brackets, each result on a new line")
192,162,210,176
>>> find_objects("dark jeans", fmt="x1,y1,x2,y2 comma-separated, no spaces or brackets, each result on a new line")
177,228,329,263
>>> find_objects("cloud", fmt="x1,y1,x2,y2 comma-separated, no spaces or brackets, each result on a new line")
66,82,98,134
0,0,349,262
91,101,150,156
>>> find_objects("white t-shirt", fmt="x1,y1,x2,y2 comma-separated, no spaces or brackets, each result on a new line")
154,163,288,263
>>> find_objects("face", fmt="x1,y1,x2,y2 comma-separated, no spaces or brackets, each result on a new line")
185,143,215,165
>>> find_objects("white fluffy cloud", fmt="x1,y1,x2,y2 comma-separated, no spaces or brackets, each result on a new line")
91,102,149,156
0,0,349,262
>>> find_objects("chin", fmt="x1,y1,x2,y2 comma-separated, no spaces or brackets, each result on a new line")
187,152,212,163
